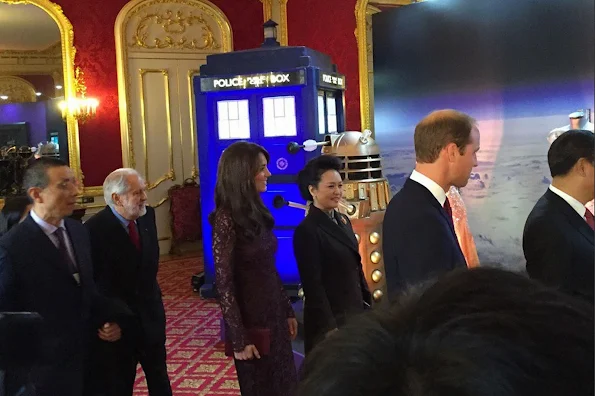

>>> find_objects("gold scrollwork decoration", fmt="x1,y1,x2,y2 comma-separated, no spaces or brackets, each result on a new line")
152,196,169,208
130,9,220,50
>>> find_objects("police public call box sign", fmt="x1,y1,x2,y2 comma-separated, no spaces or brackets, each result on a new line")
318,72,346,90
200,70,306,92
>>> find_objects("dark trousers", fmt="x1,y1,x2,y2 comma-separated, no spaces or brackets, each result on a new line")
85,340,172,396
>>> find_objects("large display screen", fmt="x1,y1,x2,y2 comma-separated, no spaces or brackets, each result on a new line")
373,0,594,268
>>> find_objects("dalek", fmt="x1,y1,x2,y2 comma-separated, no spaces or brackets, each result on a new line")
282,130,389,303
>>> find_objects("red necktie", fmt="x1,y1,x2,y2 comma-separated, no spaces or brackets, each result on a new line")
444,197,453,221
585,209,595,231
128,221,141,250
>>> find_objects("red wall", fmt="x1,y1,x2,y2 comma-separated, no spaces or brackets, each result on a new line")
54,0,263,186
287,0,360,131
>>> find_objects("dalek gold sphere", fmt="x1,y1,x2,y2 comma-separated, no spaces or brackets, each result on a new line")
370,251,381,264
297,288,304,299
371,269,383,283
373,289,383,301
369,232,380,245
354,233,360,243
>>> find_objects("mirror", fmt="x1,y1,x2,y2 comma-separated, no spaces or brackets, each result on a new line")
0,0,80,200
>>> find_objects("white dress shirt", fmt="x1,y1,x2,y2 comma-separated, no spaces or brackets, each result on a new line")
410,170,447,206
30,209,78,275
549,185,587,218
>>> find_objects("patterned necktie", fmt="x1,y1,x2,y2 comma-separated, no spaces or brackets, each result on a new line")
128,221,141,250
54,227,78,275
444,197,453,222
585,209,595,231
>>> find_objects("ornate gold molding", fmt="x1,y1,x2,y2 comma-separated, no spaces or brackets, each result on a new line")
129,9,221,51
278,0,288,46
0,0,84,191
259,0,288,46
355,0,413,132
153,196,169,207
355,0,372,132
0,41,62,57
138,69,175,190
187,69,200,180
259,0,272,22
115,0,233,182
0,76,37,103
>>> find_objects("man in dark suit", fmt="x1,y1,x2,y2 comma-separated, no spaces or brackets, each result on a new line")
85,168,172,395
523,130,594,302
0,158,123,396
383,110,480,297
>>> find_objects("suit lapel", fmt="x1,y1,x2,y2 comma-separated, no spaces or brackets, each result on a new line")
22,216,79,285
136,215,151,262
309,206,359,254
406,179,459,239
545,190,594,245
334,211,360,248
102,207,142,259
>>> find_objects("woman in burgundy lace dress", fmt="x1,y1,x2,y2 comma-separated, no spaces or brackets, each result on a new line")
210,141,298,396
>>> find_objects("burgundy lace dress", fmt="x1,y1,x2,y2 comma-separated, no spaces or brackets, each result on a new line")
212,211,297,396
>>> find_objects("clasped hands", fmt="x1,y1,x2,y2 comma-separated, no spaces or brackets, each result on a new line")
97,322,122,342
234,318,298,361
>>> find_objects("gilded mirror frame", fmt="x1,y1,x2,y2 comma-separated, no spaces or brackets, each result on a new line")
0,0,82,205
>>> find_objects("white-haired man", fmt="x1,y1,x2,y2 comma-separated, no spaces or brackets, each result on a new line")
84,168,171,396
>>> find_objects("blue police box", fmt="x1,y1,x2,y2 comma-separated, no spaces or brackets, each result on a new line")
194,36,346,298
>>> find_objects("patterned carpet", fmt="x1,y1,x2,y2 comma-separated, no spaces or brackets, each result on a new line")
133,256,240,395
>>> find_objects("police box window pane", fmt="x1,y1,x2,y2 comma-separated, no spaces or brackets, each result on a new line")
263,96,297,137
217,101,229,120
228,100,239,120
326,95,338,133
217,99,250,140
318,93,326,134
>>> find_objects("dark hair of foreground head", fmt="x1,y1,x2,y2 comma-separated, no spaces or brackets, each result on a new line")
297,267,594,396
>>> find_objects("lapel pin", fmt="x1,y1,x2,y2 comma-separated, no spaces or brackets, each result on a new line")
341,216,347,225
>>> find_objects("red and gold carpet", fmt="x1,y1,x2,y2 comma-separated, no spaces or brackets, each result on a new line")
133,256,240,395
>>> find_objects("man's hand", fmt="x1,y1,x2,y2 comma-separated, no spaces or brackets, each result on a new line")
288,318,298,340
234,344,260,360
98,322,121,342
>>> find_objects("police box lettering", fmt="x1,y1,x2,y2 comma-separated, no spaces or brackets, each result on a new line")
318,72,346,90
201,70,305,92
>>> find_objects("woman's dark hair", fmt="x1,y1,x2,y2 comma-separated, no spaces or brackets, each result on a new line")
0,196,31,236
298,268,594,396
209,141,274,240
297,155,343,201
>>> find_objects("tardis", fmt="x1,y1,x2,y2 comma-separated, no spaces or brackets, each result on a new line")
194,26,346,297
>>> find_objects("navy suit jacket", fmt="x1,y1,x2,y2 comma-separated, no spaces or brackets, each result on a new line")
293,205,371,353
523,190,594,302
0,215,128,396
382,178,466,298
84,206,165,346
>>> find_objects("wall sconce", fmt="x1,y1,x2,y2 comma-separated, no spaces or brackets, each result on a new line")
58,67,99,123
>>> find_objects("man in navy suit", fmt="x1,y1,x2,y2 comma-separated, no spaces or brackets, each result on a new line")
0,158,124,396
383,110,480,297
523,130,594,302
84,168,171,396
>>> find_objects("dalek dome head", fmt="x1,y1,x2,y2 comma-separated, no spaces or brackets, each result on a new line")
321,130,380,157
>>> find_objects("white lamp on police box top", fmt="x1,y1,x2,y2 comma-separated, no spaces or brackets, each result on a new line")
262,19,280,47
